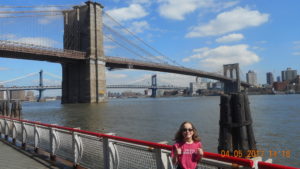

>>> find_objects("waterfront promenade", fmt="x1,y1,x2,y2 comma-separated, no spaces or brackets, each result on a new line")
0,139,68,169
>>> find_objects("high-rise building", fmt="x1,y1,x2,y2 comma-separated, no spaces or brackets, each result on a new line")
277,76,281,82
246,70,257,85
266,72,274,85
281,68,297,81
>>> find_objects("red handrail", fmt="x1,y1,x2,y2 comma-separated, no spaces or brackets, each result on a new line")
204,152,254,167
258,162,299,169
2,116,299,168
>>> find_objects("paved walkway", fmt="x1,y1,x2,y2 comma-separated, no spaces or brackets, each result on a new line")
0,139,65,169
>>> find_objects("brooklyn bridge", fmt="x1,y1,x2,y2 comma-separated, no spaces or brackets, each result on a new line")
0,1,250,103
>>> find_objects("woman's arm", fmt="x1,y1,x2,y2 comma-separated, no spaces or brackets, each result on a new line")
197,148,204,162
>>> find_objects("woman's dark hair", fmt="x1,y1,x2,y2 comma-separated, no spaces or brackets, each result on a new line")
174,121,201,142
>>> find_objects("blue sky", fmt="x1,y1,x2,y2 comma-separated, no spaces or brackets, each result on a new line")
0,0,300,88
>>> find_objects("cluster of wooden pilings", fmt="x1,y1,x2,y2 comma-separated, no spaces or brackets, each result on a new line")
218,93,256,157
0,100,22,119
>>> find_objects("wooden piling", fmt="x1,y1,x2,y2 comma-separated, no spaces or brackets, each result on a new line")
218,94,232,154
0,101,3,116
218,93,256,158
244,94,256,150
10,101,22,119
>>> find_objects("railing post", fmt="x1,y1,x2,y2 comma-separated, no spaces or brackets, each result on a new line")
72,128,83,168
103,133,117,169
34,124,39,153
21,121,26,149
12,120,16,144
50,127,57,161
155,149,168,169
4,119,8,140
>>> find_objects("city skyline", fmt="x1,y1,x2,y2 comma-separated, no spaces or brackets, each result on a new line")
0,0,300,87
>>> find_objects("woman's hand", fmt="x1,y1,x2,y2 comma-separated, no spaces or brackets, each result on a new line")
176,148,182,155
198,148,204,156
197,148,204,162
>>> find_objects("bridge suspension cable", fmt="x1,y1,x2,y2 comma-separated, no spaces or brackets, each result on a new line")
103,11,182,66
0,72,38,84
0,5,74,9
44,71,62,80
103,33,153,62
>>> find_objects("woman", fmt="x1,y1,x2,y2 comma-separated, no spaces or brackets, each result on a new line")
171,121,204,169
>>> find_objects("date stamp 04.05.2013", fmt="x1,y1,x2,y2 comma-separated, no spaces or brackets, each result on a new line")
220,150,291,158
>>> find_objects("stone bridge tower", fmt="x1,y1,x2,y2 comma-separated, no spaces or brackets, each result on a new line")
223,63,241,93
62,1,106,103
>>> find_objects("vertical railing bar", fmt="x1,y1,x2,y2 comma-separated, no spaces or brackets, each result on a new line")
34,124,39,153
21,121,26,149
12,120,16,144
103,137,110,169
50,126,56,161
4,118,8,140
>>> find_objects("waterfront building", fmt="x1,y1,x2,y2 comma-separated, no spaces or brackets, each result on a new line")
277,76,281,82
246,70,257,86
25,91,35,101
266,72,274,85
189,81,207,95
11,90,26,100
273,81,289,91
281,68,297,81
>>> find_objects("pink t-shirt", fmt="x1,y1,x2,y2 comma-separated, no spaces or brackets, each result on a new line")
171,141,202,169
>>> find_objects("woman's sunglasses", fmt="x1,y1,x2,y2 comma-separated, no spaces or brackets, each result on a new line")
182,128,193,132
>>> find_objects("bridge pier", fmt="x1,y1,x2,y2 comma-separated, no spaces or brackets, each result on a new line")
151,74,157,97
37,70,44,102
62,1,106,103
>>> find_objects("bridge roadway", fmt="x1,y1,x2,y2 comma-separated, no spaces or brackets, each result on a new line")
0,85,187,91
0,40,250,87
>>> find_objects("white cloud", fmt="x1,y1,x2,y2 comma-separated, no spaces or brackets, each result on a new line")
193,47,210,53
158,0,200,20
182,44,260,70
107,72,128,79
130,0,152,5
216,33,244,43
186,7,269,37
158,0,239,20
16,37,58,47
34,7,62,25
106,4,148,22
252,46,264,51
129,21,150,33
0,67,9,71
292,52,300,56
0,34,17,40
293,41,300,49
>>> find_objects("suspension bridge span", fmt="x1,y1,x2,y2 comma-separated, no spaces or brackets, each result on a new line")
0,71,186,100
0,1,250,103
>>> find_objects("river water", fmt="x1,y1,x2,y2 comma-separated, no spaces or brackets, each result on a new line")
21,95,300,167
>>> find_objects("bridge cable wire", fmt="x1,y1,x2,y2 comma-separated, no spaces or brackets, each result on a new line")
103,24,163,62
0,72,39,84
44,72,62,80
0,5,74,9
0,14,63,18
103,11,182,66
0,10,68,14
103,34,154,62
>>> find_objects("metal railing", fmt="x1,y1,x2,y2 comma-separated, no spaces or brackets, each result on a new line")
0,116,297,169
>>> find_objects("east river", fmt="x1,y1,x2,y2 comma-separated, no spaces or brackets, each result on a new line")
22,95,300,167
